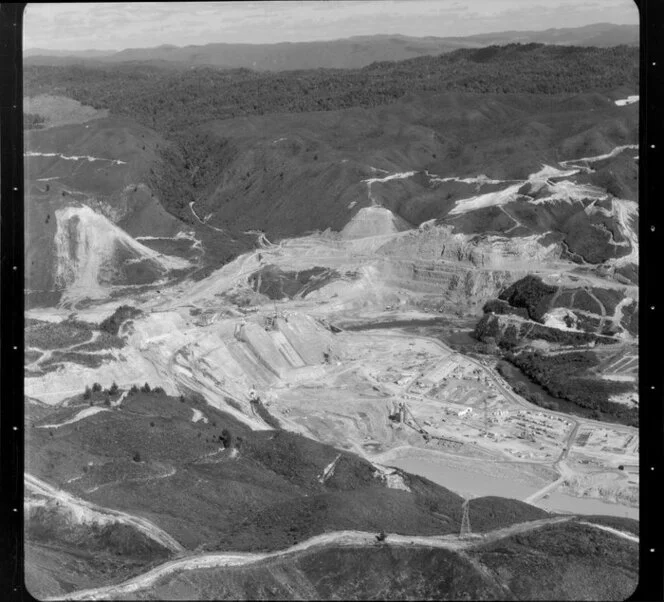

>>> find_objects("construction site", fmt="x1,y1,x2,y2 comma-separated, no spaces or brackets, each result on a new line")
26,214,639,521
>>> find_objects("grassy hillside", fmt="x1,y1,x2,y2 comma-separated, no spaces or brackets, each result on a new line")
86,523,637,600
99,546,506,600
25,540,167,600
574,514,639,536
23,115,202,296
145,91,636,244
25,389,639,599
25,512,171,597
26,391,557,555
470,521,637,600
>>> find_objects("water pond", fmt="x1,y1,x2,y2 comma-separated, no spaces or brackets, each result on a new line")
391,452,639,521
390,454,540,501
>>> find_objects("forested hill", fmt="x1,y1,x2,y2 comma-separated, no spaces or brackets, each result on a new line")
25,43,638,135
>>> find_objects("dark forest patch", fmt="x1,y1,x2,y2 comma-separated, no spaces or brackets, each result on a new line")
248,265,343,300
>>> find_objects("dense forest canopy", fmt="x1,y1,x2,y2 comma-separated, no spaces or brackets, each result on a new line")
505,350,637,426
24,44,638,135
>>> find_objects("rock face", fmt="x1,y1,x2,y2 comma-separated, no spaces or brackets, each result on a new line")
370,225,555,310
53,205,191,302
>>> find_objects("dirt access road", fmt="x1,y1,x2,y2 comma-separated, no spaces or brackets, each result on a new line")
25,473,184,554
523,423,580,505
47,515,638,601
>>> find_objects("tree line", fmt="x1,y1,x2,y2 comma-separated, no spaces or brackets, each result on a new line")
24,44,638,136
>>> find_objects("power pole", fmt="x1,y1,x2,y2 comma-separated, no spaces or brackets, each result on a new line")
460,498,472,538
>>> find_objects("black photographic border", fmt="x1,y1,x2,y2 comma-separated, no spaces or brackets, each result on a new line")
1,1,661,600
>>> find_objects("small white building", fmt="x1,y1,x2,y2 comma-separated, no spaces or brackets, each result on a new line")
457,407,473,418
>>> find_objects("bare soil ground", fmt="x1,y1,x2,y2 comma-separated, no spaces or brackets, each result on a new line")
25,215,638,525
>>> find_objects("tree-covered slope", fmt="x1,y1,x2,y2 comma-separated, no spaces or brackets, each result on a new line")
25,44,638,135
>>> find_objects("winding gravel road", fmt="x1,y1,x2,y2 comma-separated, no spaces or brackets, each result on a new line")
25,474,184,554
48,516,589,601
46,515,638,601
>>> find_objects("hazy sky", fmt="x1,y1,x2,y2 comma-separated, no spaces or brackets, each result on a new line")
24,1,639,51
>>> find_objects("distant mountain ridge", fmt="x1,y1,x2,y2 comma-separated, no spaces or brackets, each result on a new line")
24,22,638,71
